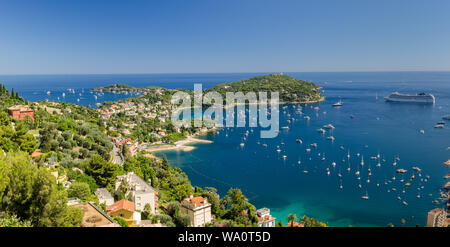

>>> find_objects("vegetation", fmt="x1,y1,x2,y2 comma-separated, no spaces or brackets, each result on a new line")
207,73,323,103
0,80,326,228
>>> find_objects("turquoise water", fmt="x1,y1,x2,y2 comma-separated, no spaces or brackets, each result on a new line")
154,72,450,227
3,72,450,226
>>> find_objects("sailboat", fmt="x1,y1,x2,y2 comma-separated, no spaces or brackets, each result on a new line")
333,100,343,107
361,191,369,200
360,155,364,167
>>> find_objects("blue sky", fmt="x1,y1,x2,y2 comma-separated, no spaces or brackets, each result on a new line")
0,0,449,74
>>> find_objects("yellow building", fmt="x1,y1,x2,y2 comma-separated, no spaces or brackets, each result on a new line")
181,195,212,227
107,200,135,224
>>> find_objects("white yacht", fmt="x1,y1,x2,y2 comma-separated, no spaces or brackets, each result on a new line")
332,100,343,107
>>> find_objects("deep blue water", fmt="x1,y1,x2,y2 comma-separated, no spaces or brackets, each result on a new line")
2,72,449,226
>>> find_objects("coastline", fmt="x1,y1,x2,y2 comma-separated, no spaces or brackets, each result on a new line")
144,136,213,153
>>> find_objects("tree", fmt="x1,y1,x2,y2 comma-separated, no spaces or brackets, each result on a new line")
167,201,181,216
18,134,37,154
114,217,129,227
0,112,11,126
175,213,191,227
0,214,32,227
67,182,91,200
84,154,118,189
288,213,297,227
0,152,83,227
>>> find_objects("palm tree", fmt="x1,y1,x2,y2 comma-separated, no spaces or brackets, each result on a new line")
287,213,297,227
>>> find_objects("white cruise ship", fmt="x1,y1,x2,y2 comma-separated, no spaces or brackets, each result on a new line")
384,92,435,104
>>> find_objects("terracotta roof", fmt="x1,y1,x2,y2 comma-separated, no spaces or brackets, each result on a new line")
31,149,42,158
258,215,275,222
287,221,304,227
8,105,33,112
190,196,207,207
107,200,135,214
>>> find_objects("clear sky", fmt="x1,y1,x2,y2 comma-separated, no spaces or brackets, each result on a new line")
1,0,449,74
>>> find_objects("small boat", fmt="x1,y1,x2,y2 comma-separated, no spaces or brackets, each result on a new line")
332,162,336,167
296,139,303,144
402,201,408,206
303,170,308,174
350,114,355,119
282,155,287,159
317,128,326,134
396,169,407,173
434,124,445,128
323,124,335,129
240,143,245,147
332,100,343,107
327,136,335,141
281,126,290,130
376,161,381,167
442,115,450,120
361,191,369,200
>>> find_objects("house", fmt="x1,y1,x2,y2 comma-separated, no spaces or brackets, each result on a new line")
426,208,448,227
73,202,119,227
107,200,135,224
115,172,156,213
8,105,34,120
95,188,114,206
180,195,212,227
256,208,276,227
286,221,304,227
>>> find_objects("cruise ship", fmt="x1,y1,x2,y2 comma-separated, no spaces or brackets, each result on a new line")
384,92,435,104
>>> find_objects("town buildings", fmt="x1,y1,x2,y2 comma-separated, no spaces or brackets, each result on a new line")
180,195,212,227
426,208,448,227
7,105,34,120
256,208,276,227
95,188,114,206
115,172,156,213
107,200,136,224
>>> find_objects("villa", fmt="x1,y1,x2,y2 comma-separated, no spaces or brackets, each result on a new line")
256,208,276,227
95,188,114,206
107,200,136,224
115,172,156,213
180,195,212,227
8,105,34,120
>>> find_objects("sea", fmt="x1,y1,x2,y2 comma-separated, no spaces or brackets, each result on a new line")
1,72,449,227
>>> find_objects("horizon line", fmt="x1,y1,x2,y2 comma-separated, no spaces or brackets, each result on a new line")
1,69,450,76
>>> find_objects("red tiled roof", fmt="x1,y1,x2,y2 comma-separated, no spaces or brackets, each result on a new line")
107,200,135,214
188,196,207,207
287,221,304,227
258,215,275,223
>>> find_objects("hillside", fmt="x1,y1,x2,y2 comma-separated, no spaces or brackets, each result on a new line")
207,73,323,103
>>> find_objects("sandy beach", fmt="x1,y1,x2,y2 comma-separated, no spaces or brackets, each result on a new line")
143,137,213,153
